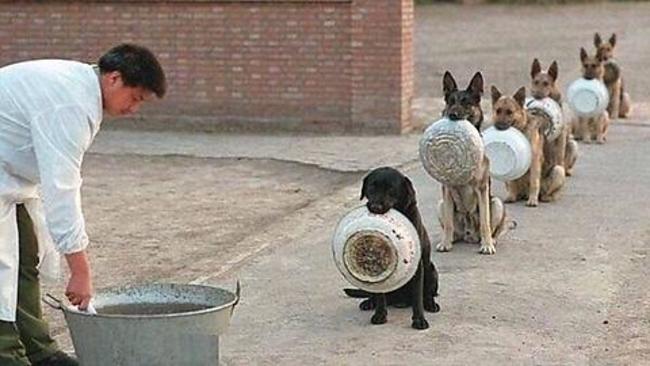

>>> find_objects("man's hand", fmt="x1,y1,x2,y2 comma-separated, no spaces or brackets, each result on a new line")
64,250,93,309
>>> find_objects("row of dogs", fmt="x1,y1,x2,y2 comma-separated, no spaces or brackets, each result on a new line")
342,33,631,330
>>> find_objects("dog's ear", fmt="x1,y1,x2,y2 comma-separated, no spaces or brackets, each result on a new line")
490,85,502,106
402,176,417,206
443,71,458,98
531,58,542,79
513,86,526,107
548,61,559,82
360,174,368,200
580,47,588,63
609,33,617,48
468,72,484,96
594,33,602,47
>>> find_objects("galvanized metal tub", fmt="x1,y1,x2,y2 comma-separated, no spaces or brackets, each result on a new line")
525,97,564,141
44,283,239,366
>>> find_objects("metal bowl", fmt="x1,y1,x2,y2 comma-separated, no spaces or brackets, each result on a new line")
332,206,421,293
482,126,532,181
567,78,609,118
419,117,484,186
525,97,564,141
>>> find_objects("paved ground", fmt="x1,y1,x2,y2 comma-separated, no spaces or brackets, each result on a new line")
39,3,650,365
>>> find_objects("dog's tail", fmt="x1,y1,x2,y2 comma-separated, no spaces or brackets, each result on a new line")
343,288,373,298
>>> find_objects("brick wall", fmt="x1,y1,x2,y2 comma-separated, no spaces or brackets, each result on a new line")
0,1,413,134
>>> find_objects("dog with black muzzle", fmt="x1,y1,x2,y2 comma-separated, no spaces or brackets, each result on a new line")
343,167,439,330
435,71,508,255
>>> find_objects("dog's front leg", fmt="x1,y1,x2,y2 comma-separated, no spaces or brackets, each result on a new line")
436,188,455,252
526,134,542,207
411,262,429,330
370,294,387,325
476,184,496,254
608,81,621,121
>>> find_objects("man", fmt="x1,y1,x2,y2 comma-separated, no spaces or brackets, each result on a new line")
0,44,166,365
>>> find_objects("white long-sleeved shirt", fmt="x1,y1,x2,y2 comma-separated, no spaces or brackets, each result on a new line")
0,59,102,254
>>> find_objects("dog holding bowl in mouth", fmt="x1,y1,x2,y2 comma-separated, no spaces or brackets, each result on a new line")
489,85,566,207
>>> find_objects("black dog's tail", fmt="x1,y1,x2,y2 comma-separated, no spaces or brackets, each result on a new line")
343,288,373,298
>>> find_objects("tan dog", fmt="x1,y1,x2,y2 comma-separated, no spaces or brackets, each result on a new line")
573,48,610,144
530,59,578,176
594,32,632,118
436,72,507,255
491,86,566,206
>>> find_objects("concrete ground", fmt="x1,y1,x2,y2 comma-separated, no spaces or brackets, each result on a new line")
40,2,650,365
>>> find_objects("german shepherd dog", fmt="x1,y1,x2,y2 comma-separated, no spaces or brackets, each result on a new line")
491,85,566,206
594,32,632,118
344,167,440,330
573,48,611,144
436,71,507,255
530,59,578,177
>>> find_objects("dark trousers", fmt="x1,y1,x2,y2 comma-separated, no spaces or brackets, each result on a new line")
0,204,58,365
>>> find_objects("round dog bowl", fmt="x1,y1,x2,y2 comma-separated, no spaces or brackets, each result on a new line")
419,117,484,186
525,97,564,141
567,78,609,118
332,206,421,293
482,126,532,181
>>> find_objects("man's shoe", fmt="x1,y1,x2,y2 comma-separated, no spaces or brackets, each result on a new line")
33,351,79,366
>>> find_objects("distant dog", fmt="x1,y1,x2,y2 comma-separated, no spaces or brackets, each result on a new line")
436,71,507,255
344,167,439,330
594,32,631,118
530,58,578,176
573,48,611,144
491,85,566,206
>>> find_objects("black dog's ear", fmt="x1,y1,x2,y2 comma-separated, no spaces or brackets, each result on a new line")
403,176,417,206
467,72,484,96
609,33,616,48
360,174,368,200
443,71,458,98
594,33,602,48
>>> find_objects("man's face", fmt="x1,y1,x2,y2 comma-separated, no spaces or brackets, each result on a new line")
101,71,153,116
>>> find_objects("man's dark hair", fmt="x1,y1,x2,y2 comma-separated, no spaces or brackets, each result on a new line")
98,44,166,98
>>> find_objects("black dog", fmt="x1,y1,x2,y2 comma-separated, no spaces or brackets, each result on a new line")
343,167,440,330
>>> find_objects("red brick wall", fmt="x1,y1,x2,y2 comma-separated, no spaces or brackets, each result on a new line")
0,1,413,134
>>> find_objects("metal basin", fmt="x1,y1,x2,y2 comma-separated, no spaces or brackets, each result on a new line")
44,283,239,366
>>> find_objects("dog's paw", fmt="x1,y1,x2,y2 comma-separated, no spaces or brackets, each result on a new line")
479,243,496,255
525,198,538,207
566,169,573,177
371,312,387,325
359,299,375,311
424,299,441,313
411,317,429,330
596,138,606,145
436,242,453,252
504,196,517,204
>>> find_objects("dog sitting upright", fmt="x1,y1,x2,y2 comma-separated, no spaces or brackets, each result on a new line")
491,86,566,206
436,71,507,255
530,58,578,176
573,48,611,144
344,167,439,330
594,32,632,119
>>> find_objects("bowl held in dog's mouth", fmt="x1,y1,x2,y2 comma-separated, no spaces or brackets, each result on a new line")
482,126,532,181
525,97,564,141
419,117,484,186
332,206,421,293
567,78,609,118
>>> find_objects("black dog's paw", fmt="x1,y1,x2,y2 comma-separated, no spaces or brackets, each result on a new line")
424,299,441,313
371,312,387,325
411,317,429,330
359,298,375,311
